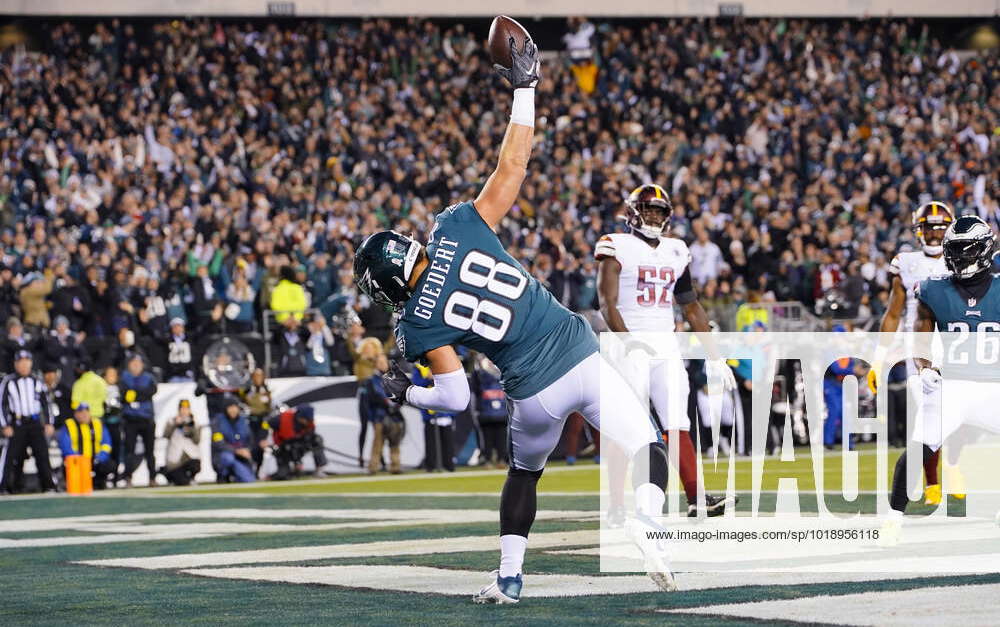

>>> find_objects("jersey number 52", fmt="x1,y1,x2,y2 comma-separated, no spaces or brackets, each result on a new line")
443,251,527,342
636,266,675,307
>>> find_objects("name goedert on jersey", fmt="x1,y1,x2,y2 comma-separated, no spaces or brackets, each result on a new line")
413,235,459,320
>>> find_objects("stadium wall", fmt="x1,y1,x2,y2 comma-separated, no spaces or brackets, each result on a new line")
2,0,998,16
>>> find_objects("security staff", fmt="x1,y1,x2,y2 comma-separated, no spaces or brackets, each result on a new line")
0,350,57,493
57,402,115,489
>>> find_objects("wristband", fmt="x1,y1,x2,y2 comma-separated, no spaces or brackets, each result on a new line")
510,88,535,128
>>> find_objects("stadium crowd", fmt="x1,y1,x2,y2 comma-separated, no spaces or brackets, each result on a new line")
0,16,996,491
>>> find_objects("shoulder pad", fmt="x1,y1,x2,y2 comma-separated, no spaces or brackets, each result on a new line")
888,255,902,275
595,234,617,260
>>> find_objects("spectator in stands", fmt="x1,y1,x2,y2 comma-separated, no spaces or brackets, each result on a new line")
211,397,255,483
304,315,336,376
42,362,72,428
472,355,507,468
19,270,53,334
58,402,115,490
224,265,257,334
1,318,38,372
413,363,455,472
42,316,85,386
305,253,337,317
274,316,308,377
270,266,308,325
0,351,56,493
272,404,329,479
239,368,273,474
120,354,158,487
690,227,725,286
364,354,404,475
160,399,202,486
163,318,195,382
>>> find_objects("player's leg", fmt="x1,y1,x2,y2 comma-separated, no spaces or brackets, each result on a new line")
650,360,699,507
562,412,584,464
580,351,676,591
891,369,949,514
475,392,569,604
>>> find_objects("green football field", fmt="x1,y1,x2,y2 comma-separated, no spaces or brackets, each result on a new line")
2,449,997,626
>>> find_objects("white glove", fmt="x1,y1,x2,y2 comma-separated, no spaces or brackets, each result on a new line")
920,367,942,393
706,358,737,393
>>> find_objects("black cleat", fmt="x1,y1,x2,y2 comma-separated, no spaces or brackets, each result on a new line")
688,493,738,517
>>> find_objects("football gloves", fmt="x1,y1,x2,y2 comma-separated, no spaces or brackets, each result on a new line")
494,37,540,89
706,359,738,393
382,361,412,404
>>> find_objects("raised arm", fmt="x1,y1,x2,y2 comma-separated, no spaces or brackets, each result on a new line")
475,38,540,229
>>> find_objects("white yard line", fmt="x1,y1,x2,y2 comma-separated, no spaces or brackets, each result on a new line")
663,582,1000,625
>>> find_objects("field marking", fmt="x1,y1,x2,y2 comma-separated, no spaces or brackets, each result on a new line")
179,563,985,597
3,508,594,549
183,564,664,597
664,581,1000,625
149,464,595,493
77,529,598,570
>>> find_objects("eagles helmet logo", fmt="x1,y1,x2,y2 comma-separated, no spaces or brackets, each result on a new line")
943,216,996,281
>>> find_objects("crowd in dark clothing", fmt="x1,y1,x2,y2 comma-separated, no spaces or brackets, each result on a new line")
0,18,995,360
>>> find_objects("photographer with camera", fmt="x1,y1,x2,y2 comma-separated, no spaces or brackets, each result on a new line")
210,397,256,483
160,399,202,486
272,404,329,480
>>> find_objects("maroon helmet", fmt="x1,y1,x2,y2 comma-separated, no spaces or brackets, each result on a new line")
626,183,673,239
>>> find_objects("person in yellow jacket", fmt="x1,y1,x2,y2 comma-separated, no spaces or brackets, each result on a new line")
58,402,116,489
71,367,108,421
269,266,309,324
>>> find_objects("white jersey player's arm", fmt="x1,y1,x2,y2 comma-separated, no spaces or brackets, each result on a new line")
878,267,908,334
405,345,471,413
597,255,630,333
475,92,535,229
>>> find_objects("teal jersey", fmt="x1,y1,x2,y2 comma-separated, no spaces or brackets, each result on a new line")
917,274,1000,381
395,201,598,400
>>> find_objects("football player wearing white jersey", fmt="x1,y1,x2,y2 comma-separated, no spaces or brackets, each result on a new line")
596,183,737,517
869,201,955,506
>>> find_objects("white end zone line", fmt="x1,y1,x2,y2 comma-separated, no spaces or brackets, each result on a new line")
77,529,599,570
662,582,1000,625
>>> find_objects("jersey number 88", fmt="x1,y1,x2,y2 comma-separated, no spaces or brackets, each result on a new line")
443,251,527,342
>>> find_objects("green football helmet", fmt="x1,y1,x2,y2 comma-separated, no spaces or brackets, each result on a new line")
353,231,423,311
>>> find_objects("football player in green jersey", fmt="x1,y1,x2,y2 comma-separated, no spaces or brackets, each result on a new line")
889,216,999,517
353,38,673,601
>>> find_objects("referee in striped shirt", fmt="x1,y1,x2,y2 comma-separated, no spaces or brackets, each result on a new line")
0,350,56,493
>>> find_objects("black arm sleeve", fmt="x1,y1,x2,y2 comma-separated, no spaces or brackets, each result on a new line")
674,267,697,305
